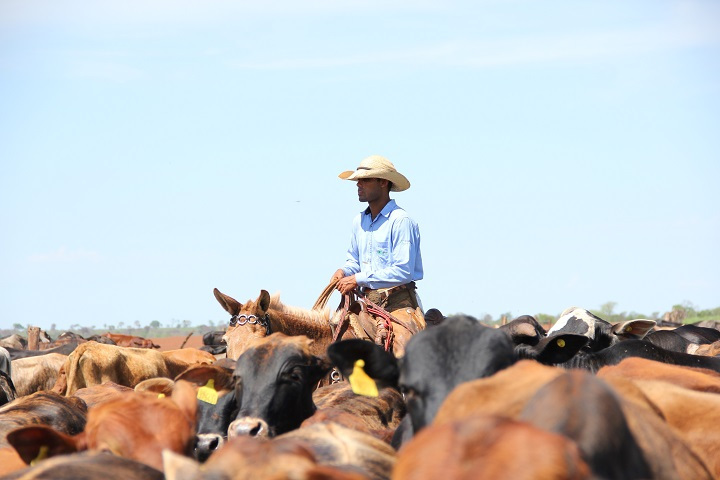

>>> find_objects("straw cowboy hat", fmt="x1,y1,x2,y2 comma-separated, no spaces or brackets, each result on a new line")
338,155,411,192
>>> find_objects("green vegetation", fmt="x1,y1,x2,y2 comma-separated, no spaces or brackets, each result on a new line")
473,301,720,327
0,320,222,340
2,302,719,339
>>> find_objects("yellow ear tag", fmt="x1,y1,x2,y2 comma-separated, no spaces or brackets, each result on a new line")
349,359,378,397
30,445,49,466
197,379,219,405
557,339,566,348
625,326,633,332
157,393,166,399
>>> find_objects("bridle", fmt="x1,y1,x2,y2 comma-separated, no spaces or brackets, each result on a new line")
229,313,271,336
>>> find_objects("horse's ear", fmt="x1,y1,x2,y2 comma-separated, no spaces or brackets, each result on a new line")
214,288,242,315
258,290,271,312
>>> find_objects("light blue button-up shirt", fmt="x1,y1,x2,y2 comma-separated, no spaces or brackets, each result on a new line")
341,199,423,289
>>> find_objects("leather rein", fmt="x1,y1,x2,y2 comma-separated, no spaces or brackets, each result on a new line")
332,289,418,351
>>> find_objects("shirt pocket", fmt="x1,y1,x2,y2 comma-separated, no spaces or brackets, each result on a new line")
374,241,390,268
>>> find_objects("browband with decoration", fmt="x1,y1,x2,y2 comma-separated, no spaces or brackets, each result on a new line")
229,313,272,336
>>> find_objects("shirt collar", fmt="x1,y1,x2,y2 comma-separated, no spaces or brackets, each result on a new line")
363,199,397,219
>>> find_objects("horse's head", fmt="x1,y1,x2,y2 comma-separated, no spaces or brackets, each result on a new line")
214,288,272,360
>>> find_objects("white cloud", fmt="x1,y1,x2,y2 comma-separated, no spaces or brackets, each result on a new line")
28,247,101,264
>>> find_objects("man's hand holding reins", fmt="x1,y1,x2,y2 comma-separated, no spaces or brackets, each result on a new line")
336,274,358,295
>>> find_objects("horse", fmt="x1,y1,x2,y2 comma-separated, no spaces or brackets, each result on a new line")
214,288,341,361
215,280,426,361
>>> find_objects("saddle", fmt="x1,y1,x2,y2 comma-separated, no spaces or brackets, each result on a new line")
314,280,425,355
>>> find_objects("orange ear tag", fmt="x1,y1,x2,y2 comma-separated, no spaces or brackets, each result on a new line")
197,379,218,405
349,359,378,397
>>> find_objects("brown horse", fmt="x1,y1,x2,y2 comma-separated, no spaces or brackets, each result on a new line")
215,282,425,361
214,288,339,360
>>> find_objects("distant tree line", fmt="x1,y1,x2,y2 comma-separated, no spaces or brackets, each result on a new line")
2,318,225,339
2,302,719,339
468,301,720,328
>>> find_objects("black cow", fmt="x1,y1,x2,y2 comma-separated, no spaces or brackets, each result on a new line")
203,331,226,346
199,344,227,355
644,329,693,353
547,339,720,373
547,307,656,352
328,315,580,444
86,335,117,345
200,330,227,356
226,333,330,439
174,365,239,462
5,342,81,360
1,370,17,406
499,315,547,347
674,324,720,344
183,332,330,461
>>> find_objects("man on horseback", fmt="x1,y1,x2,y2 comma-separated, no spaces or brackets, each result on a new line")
330,155,425,355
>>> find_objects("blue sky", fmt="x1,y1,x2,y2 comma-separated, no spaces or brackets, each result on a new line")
1,0,718,330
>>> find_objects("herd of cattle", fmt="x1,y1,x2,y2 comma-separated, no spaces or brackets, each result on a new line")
1,302,720,479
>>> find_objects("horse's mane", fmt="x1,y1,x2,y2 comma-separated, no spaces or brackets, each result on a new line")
268,292,330,326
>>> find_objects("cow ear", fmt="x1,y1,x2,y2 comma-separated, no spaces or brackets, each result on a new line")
258,290,271,313
327,339,400,389
214,288,242,315
612,319,656,340
307,355,333,384
7,425,83,464
519,333,588,365
170,380,199,425
163,449,201,480
135,377,175,396
174,365,236,391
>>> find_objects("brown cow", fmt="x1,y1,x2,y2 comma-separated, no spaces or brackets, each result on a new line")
0,334,26,350
163,436,369,480
11,353,66,397
306,381,405,443
53,343,173,396
0,447,27,477
1,451,164,480
72,382,134,409
161,348,217,377
432,360,714,480
7,380,197,472
598,358,720,477
101,332,160,349
278,421,396,480
393,415,591,480
688,340,720,357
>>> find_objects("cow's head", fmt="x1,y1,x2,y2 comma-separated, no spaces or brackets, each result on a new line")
214,288,272,360
227,333,331,439
174,365,239,462
499,315,547,346
329,315,520,436
548,307,655,352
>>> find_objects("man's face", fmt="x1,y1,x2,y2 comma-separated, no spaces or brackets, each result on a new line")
356,178,385,203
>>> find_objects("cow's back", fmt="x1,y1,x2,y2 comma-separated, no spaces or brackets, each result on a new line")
63,343,170,396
